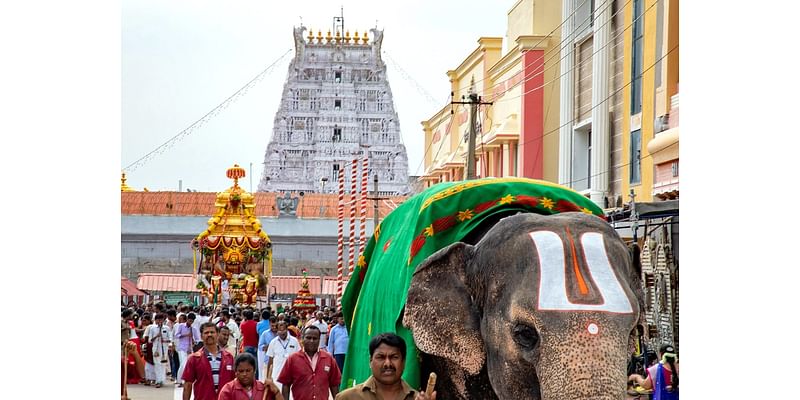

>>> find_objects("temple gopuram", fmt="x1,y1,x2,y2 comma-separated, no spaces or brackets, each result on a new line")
258,24,410,196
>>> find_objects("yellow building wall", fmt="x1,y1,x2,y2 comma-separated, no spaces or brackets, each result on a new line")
421,0,566,183
506,0,562,182
507,0,533,46
622,0,671,202
665,0,679,102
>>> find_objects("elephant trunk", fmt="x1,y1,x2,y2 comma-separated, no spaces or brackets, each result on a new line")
534,342,629,400
536,367,627,400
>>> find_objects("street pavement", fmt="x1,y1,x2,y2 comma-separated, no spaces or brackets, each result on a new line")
125,380,181,400
124,378,310,400
124,374,647,399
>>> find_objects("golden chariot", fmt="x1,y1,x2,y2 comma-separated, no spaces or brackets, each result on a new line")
191,164,272,307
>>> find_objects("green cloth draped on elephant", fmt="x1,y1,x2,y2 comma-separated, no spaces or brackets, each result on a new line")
341,178,643,399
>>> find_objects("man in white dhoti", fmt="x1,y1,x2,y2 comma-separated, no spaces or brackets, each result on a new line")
145,313,173,388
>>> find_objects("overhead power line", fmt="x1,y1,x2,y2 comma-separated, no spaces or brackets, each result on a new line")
413,0,626,173
490,0,657,104
123,48,293,173
420,39,678,189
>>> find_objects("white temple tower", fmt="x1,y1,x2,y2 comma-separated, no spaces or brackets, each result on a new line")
258,25,409,195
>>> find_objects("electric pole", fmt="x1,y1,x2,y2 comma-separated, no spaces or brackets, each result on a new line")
368,173,389,230
451,90,492,180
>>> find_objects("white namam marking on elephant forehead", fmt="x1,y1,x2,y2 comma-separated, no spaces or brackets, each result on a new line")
529,231,633,313
587,323,599,334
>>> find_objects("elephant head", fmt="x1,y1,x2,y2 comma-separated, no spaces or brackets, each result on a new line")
404,212,644,400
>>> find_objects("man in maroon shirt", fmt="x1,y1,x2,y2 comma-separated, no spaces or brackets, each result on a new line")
278,325,341,400
182,322,235,400
240,310,259,364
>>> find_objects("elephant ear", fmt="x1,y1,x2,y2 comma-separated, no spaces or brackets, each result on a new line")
403,242,486,375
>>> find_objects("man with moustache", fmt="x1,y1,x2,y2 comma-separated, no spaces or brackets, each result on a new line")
218,326,237,355
335,333,436,400
182,323,235,400
278,325,341,400
258,315,279,379
265,321,301,392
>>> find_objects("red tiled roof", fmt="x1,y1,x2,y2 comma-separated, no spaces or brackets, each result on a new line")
122,276,148,296
121,191,406,219
137,273,199,292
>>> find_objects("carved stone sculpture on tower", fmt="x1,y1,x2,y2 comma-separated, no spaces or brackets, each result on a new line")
293,26,307,60
370,28,383,65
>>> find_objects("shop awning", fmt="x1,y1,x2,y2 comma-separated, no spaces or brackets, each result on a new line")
137,273,199,293
122,276,148,296
270,275,322,295
269,275,349,296
321,276,350,295
637,200,679,219
606,200,679,221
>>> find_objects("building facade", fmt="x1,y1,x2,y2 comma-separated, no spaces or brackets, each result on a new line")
555,0,629,209
258,26,410,196
420,37,503,187
420,0,563,187
622,0,679,202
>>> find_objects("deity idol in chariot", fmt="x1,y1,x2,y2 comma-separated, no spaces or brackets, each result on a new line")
191,164,272,306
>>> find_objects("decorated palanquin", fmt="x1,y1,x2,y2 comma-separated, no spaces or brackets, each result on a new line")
291,269,318,313
339,177,606,389
191,164,272,306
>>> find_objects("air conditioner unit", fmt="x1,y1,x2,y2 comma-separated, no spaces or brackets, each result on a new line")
654,114,670,133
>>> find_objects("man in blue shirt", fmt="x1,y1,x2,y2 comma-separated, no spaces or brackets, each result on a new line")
256,310,272,338
258,316,278,379
328,312,349,373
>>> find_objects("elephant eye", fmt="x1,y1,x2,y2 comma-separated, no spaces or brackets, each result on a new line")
512,323,539,349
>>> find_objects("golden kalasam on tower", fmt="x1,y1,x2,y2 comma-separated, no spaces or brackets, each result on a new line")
191,164,272,306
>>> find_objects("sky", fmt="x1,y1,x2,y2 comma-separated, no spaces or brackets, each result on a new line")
122,0,512,192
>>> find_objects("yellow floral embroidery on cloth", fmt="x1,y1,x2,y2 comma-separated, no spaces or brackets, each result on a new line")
456,209,474,221
419,177,569,212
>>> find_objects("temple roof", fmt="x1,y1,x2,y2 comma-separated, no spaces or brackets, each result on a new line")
121,191,405,219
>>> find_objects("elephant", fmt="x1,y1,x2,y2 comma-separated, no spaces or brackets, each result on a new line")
403,211,645,400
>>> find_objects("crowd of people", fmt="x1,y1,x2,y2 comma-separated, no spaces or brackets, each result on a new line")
122,300,676,400
121,301,436,400
121,302,337,387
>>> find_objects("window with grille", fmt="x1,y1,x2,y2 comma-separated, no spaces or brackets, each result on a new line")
631,0,644,115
